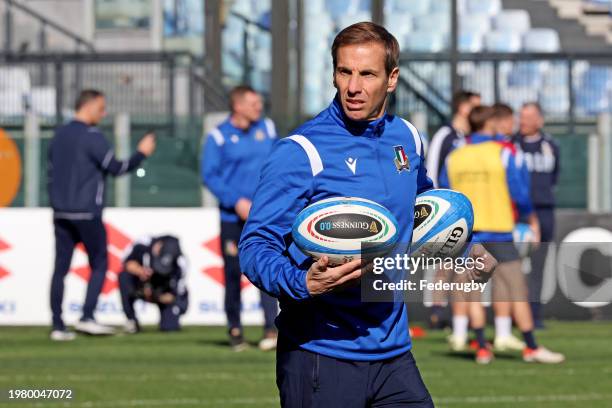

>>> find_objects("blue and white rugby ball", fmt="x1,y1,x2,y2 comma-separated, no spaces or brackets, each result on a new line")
410,189,474,258
292,197,400,265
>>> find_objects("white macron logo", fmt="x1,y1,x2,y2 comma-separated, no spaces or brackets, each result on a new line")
345,157,357,175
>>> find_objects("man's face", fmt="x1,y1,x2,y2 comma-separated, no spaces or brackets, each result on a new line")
79,96,108,126
470,95,481,109
234,92,263,123
333,42,398,121
152,241,163,257
86,96,107,125
519,106,544,136
496,115,515,137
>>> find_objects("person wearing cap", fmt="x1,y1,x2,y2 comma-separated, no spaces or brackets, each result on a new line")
118,235,189,332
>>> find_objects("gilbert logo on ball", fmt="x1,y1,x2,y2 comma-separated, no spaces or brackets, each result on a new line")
292,197,399,265
410,189,474,258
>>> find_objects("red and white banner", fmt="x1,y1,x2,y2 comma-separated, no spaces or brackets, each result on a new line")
0,208,266,326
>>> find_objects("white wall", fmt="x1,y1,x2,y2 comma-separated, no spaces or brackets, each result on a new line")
0,208,266,326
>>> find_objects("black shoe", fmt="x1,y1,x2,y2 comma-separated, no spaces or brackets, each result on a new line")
229,329,248,352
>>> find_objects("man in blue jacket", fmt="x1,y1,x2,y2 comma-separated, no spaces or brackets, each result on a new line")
514,102,561,329
239,22,495,407
201,85,279,352
48,89,155,341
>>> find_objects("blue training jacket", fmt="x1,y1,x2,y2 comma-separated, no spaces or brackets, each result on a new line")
238,97,433,361
48,120,146,218
201,116,277,222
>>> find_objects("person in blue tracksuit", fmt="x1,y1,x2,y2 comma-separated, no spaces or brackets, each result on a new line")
239,23,495,407
201,85,279,351
514,102,561,329
48,89,156,341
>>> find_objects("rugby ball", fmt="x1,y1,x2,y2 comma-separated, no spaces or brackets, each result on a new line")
513,223,535,258
292,197,399,265
410,189,474,258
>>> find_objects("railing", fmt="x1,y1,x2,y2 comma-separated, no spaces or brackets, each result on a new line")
0,51,229,133
2,0,95,53
228,11,270,86
396,51,612,135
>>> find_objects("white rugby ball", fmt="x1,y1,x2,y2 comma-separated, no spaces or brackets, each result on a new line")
292,197,400,265
513,223,535,258
410,189,474,258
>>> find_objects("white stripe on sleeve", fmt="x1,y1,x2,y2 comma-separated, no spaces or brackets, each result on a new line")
287,135,323,176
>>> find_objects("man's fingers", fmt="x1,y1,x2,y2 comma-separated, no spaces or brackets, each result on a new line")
469,243,485,258
316,256,329,271
334,268,363,287
329,258,362,278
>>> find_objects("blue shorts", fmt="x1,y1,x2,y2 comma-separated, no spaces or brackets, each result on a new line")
276,335,434,408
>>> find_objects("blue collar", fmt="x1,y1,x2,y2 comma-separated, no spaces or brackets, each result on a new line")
328,95,388,138
225,116,257,134
467,133,496,144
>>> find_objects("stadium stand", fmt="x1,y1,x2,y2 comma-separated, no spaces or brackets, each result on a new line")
1,0,612,210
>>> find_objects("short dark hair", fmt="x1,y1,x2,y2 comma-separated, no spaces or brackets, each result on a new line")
492,103,513,118
468,105,495,132
452,90,480,115
522,101,543,115
229,85,257,112
75,89,104,111
331,22,400,76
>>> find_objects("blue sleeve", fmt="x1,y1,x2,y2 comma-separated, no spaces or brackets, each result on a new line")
200,135,241,208
88,132,145,176
238,139,313,300
505,149,533,217
438,161,450,189
417,145,434,194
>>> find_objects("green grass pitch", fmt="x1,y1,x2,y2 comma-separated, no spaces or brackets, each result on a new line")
0,321,610,407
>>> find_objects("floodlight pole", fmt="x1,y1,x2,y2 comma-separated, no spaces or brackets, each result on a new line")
204,0,222,81
271,0,290,135
450,0,459,95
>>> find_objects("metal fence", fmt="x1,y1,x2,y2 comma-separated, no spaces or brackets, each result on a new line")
395,52,612,135
0,52,228,133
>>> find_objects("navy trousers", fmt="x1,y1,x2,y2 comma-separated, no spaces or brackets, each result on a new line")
528,207,555,321
276,336,434,408
118,271,188,331
221,221,278,332
50,217,108,330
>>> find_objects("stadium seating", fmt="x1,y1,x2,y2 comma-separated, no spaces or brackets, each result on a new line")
573,65,612,115
523,29,561,52
296,0,607,118
405,30,448,52
459,13,492,35
484,30,523,52
539,86,570,115
414,13,450,34
507,62,543,88
493,10,531,34
385,13,413,48
326,0,369,19
466,0,502,16
385,0,432,16
459,32,484,52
